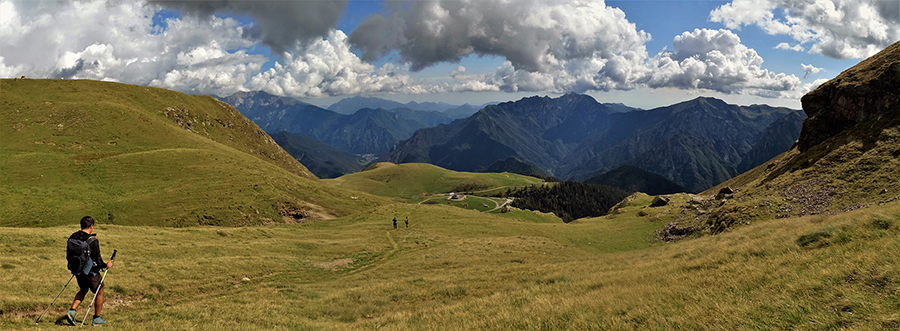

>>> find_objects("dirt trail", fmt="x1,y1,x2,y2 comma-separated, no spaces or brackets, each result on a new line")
348,231,399,274
483,198,513,213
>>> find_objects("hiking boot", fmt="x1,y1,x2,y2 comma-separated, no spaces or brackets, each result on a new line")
66,309,77,325
92,316,107,325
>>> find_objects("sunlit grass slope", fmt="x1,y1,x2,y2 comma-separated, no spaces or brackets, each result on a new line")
0,79,386,226
2,200,898,330
323,162,544,202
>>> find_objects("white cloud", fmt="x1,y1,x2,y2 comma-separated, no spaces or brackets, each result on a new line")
775,42,805,52
245,30,432,98
349,0,651,73
0,0,827,101
643,29,800,97
711,0,900,59
465,28,803,98
348,1,808,98
783,78,830,99
449,66,466,78
0,0,269,96
801,63,823,79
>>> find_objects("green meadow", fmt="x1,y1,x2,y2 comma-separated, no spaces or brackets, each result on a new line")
323,162,544,203
2,199,899,330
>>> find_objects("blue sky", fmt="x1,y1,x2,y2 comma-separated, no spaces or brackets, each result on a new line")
1,0,896,109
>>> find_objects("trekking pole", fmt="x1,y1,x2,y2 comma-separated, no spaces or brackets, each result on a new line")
80,250,116,328
35,274,76,323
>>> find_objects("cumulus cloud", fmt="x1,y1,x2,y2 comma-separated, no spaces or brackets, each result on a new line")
643,29,800,96
0,0,824,101
426,28,803,97
348,0,656,94
711,0,900,59
775,42,804,52
349,0,651,73
449,28,800,97
348,1,808,98
449,66,466,78
245,30,431,98
0,56,26,78
149,0,347,54
0,0,271,96
783,77,830,99
801,63,823,79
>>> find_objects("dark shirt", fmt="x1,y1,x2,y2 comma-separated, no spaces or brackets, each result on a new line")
68,231,107,274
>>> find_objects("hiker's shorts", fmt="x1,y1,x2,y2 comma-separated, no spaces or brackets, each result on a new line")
76,274,102,293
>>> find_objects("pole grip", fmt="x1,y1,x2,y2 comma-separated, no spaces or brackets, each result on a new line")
110,249,117,261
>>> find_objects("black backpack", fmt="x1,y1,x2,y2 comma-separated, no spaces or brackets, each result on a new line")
66,235,97,275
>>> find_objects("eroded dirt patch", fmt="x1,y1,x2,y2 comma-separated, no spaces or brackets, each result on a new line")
314,258,353,270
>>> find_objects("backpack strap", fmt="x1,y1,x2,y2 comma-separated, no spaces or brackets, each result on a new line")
83,235,98,272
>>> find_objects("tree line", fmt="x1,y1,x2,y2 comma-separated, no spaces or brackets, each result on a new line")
499,182,629,223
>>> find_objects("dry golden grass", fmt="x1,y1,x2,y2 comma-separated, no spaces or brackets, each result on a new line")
2,200,898,330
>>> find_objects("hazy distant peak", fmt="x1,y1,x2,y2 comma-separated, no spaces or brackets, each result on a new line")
328,96,462,114
222,90,311,108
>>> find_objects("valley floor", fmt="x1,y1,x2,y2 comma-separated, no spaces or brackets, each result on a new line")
2,199,899,330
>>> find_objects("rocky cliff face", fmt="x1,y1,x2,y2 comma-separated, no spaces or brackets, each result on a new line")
798,41,900,152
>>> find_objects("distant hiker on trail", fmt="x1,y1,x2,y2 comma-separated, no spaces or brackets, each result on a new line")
405,216,409,228
393,217,398,229
66,216,113,326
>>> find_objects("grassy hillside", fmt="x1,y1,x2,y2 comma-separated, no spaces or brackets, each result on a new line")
323,162,544,202
2,198,898,330
0,79,385,227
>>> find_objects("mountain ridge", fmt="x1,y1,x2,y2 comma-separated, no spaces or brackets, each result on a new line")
381,94,803,192
223,91,431,155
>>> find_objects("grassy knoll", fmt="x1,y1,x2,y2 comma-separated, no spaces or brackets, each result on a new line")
493,209,562,223
323,162,544,202
420,195,506,213
1,79,385,226
3,200,899,330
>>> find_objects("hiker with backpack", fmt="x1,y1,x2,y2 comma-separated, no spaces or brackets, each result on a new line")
66,216,113,326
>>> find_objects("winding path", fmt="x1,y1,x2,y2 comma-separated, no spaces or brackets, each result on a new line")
483,198,514,213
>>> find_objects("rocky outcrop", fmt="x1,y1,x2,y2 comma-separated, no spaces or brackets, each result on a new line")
650,195,670,207
798,41,900,152
715,187,734,200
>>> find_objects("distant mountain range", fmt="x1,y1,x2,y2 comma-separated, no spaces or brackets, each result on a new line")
380,94,806,192
327,96,484,118
328,96,455,113
222,91,462,155
269,131,365,179
224,91,806,192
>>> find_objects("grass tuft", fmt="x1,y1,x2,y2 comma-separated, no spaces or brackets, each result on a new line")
872,214,894,230
796,228,834,248
437,286,468,298
537,275,571,285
